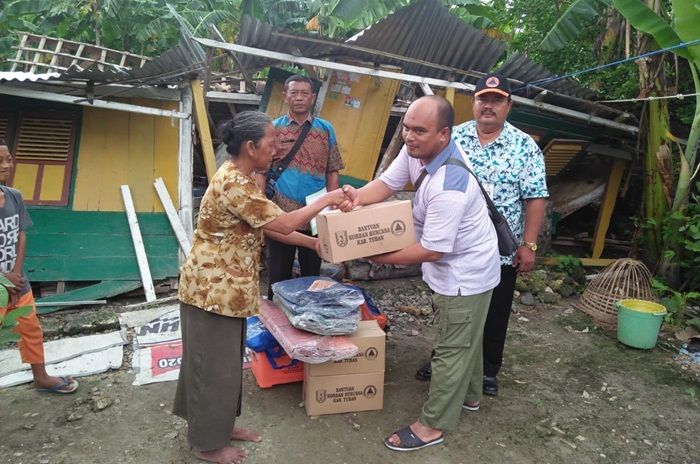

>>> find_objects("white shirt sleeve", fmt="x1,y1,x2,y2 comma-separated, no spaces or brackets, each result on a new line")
378,145,412,191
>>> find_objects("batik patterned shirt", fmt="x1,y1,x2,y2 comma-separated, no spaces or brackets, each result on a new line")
452,120,548,265
271,115,344,231
178,161,282,318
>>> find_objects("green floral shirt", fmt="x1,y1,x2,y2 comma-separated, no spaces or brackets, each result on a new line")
179,161,282,317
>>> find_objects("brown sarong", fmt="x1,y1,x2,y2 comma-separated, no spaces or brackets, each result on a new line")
173,302,246,451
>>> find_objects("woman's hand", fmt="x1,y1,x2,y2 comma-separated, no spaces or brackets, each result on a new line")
324,188,351,209
340,185,359,212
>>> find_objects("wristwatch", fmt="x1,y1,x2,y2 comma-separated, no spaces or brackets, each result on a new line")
521,241,538,252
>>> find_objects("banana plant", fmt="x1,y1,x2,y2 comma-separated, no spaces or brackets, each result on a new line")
613,0,700,211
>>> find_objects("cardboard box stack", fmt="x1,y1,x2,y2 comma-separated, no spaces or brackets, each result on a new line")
316,200,415,263
303,320,386,416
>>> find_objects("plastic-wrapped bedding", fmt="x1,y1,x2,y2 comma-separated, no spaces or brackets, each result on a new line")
271,277,362,335
258,299,359,364
275,297,358,335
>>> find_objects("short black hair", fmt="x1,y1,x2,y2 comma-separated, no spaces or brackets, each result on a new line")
284,74,314,92
221,111,271,157
423,95,454,132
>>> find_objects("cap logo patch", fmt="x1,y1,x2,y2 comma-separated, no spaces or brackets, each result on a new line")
486,76,500,88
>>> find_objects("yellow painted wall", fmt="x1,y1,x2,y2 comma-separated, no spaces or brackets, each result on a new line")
72,99,180,212
320,72,398,182
12,164,38,198
265,71,399,182
436,89,474,124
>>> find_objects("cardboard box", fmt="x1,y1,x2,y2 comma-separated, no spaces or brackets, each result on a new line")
306,320,385,376
304,369,384,415
316,200,415,263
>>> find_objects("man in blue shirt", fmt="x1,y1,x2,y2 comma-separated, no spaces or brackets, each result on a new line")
263,75,344,298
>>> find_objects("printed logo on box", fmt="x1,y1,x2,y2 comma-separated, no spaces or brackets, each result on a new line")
391,220,406,236
335,230,348,247
316,389,327,403
363,385,377,399
364,347,378,360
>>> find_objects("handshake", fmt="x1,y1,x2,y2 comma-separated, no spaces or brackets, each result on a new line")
321,185,360,213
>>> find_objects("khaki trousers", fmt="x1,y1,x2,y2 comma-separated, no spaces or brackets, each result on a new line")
419,289,493,432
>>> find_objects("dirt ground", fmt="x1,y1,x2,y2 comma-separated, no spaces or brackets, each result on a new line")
1,277,698,464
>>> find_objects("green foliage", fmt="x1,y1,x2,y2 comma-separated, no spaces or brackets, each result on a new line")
540,0,611,52
658,182,700,289
612,0,688,59
652,278,700,328
0,0,240,65
556,254,583,273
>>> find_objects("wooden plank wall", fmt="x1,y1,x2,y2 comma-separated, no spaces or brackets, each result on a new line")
25,209,178,282
319,72,399,182
72,98,179,213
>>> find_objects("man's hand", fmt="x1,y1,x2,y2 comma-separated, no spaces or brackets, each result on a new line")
339,185,359,212
313,238,322,256
323,188,351,209
4,271,25,289
512,246,536,273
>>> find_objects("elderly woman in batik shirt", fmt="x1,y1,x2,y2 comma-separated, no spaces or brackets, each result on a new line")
174,111,347,464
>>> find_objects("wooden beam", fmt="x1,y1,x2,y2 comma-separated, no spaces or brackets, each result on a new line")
314,70,332,117
36,300,106,307
179,85,194,247
591,159,627,259
206,91,261,104
374,114,405,179
120,185,157,303
154,177,192,255
190,79,218,180
444,86,456,105
0,86,189,119
539,257,617,267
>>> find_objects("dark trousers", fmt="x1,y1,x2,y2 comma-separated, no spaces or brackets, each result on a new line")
483,265,519,378
267,233,321,299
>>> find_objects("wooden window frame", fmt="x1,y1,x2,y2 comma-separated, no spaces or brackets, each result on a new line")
9,111,78,206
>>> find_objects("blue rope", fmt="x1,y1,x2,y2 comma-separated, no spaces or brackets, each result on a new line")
513,37,700,92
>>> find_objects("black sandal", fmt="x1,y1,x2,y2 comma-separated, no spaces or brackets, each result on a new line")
383,426,444,452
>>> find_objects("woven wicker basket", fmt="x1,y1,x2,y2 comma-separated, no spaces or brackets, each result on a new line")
575,258,657,329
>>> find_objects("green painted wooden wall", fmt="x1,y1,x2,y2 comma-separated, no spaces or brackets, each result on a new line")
25,209,178,282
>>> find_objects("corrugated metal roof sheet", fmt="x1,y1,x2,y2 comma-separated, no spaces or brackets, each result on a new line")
234,0,632,124
0,72,61,82
346,0,505,81
59,36,206,85
235,0,505,81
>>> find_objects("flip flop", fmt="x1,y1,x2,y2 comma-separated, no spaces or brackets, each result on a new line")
383,425,444,452
33,376,79,394
462,401,480,412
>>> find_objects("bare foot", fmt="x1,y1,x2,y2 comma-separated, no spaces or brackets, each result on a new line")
194,446,246,464
230,427,262,442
